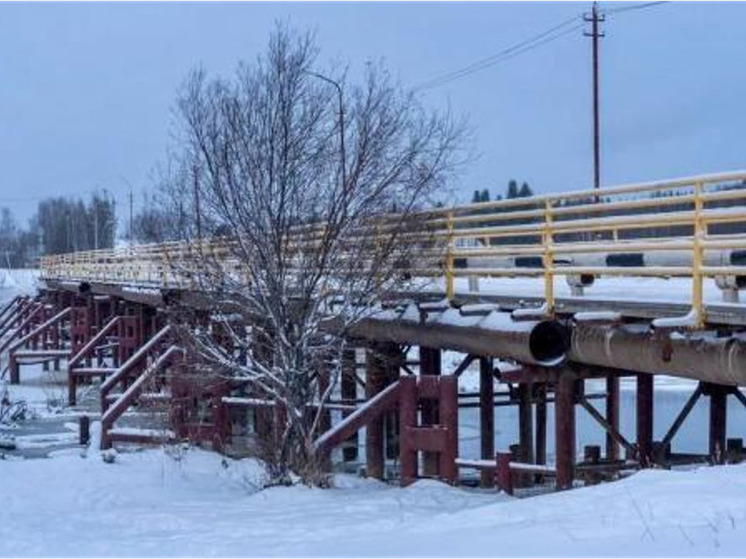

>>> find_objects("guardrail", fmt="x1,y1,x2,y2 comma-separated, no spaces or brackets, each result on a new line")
40,170,746,328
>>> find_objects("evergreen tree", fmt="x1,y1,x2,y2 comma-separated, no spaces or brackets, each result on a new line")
506,180,519,199
518,182,533,198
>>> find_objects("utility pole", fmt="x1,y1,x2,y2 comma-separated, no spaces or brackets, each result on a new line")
94,196,99,251
193,164,202,243
129,189,134,247
584,2,604,192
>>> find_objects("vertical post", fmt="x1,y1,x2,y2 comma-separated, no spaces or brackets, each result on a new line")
517,381,535,488
9,357,19,384
636,374,654,465
535,383,548,470
420,346,442,476
384,346,400,460
129,189,134,248
479,357,495,488
555,372,576,490
399,376,417,486
438,375,459,483
606,373,620,461
495,452,513,495
445,212,455,300
317,357,332,456
365,345,388,480
68,374,78,407
79,415,90,445
584,1,604,195
692,181,706,327
542,200,555,316
708,383,727,464
591,1,601,192
341,348,358,462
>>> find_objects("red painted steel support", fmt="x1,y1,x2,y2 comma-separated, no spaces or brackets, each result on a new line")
399,376,418,485
479,357,495,488
384,348,401,461
708,383,728,464
70,306,92,356
535,383,548,469
420,346,441,476
555,372,576,490
606,374,620,461
398,374,458,485
438,374,458,483
495,452,513,495
636,374,654,465
341,349,358,462
517,381,535,488
365,346,389,480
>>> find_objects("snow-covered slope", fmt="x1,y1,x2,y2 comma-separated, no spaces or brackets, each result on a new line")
1,447,745,557
0,268,39,298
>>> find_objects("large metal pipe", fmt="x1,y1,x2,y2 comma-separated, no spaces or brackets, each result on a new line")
342,306,569,367
571,322,746,385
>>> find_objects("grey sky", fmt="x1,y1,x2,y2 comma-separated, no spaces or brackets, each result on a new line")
0,1,744,225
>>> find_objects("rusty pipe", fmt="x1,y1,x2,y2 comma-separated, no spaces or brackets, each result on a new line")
570,322,746,385
340,308,569,367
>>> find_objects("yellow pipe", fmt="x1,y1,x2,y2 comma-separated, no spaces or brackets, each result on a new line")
542,200,555,316
445,212,455,300
692,181,705,327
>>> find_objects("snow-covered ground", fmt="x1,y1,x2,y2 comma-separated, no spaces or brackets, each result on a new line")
0,268,39,295
2,446,746,557
3,270,746,556
0,270,86,457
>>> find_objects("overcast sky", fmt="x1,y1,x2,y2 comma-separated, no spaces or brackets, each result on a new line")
1,1,744,224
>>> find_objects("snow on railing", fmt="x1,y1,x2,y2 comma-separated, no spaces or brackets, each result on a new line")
39,170,746,328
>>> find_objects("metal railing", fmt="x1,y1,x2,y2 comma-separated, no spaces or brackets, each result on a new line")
40,170,746,328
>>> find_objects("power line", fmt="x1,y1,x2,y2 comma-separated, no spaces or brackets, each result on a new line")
414,15,583,91
604,1,669,16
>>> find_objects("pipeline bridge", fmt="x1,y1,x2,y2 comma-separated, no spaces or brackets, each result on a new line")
4,169,746,493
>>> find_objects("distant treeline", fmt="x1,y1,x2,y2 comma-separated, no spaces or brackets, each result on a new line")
0,192,116,268
460,180,746,246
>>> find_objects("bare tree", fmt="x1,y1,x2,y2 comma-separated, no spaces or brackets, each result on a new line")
168,26,465,485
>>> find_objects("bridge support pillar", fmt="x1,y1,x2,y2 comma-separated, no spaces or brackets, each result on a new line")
516,381,535,488
341,349,359,462
400,374,458,486
479,357,494,488
535,382,548,483
636,374,654,465
420,346,442,476
706,382,728,464
365,343,398,480
555,371,576,490
606,373,620,461
317,357,332,472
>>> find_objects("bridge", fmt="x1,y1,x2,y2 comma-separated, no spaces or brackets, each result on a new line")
4,169,746,493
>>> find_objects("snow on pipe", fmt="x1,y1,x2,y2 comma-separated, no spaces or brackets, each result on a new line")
570,322,746,386
343,305,569,367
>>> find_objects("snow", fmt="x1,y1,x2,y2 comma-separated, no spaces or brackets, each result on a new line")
652,308,701,328
481,310,537,333
0,269,39,294
2,446,746,556
574,311,622,322
107,427,176,437
422,275,735,306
